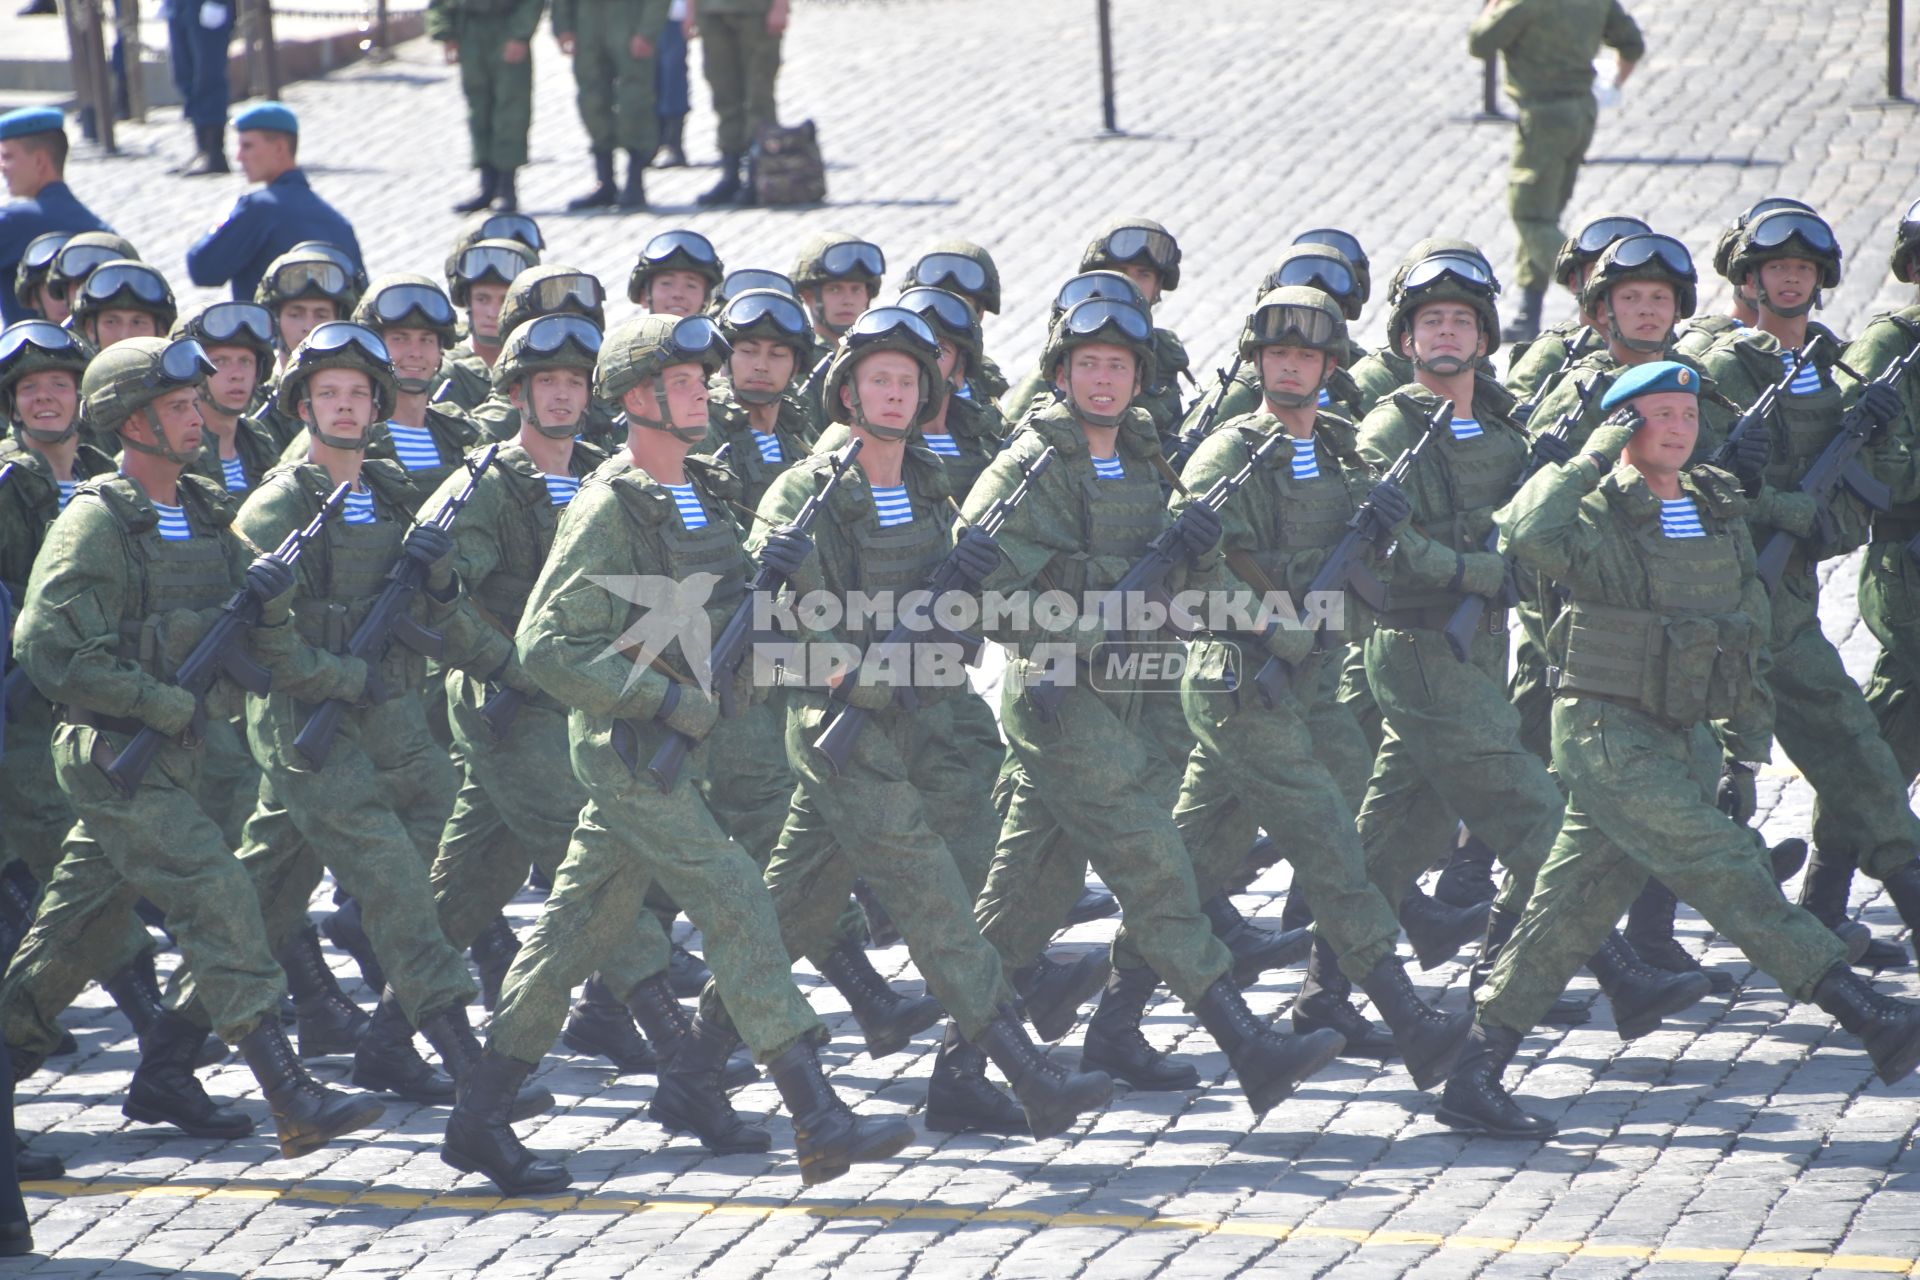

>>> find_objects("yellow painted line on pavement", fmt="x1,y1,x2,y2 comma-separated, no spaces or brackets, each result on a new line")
20,1177,1920,1273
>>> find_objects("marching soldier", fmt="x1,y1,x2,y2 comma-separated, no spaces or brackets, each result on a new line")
438,233,540,413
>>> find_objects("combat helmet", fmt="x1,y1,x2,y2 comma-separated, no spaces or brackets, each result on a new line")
254,243,362,316
1552,214,1650,291
446,235,540,309
627,229,724,304
273,321,398,448
1080,218,1181,291
1727,207,1842,317
0,319,90,441
1040,295,1156,427
171,300,275,409
13,231,73,316
1712,196,1814,282
1259,244,1364,321
896,285,985,383
902,240,1002,315
791,232,885,293
822,306,944,437
1292,228,1371,305
492,314,603,438
67,259,176,336
715,287,812,404
596,313,728,442
79,335,215,462
497,265,607,346
1581,233,1699,353
1389,251,1503,362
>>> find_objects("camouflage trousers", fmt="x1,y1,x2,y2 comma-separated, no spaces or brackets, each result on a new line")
488,715,821,1066
1479,697,1846,1032
2,725,282,1068
0,694,75,885
1508,94,1598,292
1172,642,1400,983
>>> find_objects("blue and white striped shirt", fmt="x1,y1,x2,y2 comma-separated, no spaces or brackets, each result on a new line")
1450,417,1483,442
220,454,248,492
342,486,377,525
1091,453,1126,480
543,474,580,506
1660,496,1706,539
56,479,76,510
1778,348,1825,396
1290,440,1320,481
871,484,914,527
750,430,783,465
151,500,193,541
386,423,440,472
663,482,706,529
922,433,962,458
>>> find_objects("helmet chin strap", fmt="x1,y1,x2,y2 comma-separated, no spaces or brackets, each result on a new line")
848,387,910,442
522,391,580,441
395,374,435,395
17,417,79,445
118,404,199,465
627,382,707,444
1606,310,1671,355
1413,352,1471,377
306,392,373,451
1755,279,1819,319
199,385,251,419
735,386,782,406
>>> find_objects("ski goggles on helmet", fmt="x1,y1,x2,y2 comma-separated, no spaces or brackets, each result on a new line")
269,259,351,301
1101,225,1179,271
1054,271,1145,313
519,313,602,359
665,315,730,361
20,232,71,276
1267,255,1356,300
475,212,544,251
1607,233,1695,277
907,251,988,295
455,244,533,287
1059,297,1152,344
1402,252,1499,296
1749,210,1839,256
49,242,124,292
302,321,391,364
1293,228,1366,268
818,241,885,279
896,286,973,338
842,306,938,354
1248,300,1340,349
79,262,170,307
0,319,83,368
367,282,457,330
1574,215,1652,256
640,230,720,272
528,273,605,313
194,301,274,346
145,338,219,389
721,290,809,339
718,268,797,303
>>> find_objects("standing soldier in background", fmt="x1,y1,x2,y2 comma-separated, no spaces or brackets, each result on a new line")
433,0,544,215
688,0,788,207
1468,0,1643,345
554,0,667,212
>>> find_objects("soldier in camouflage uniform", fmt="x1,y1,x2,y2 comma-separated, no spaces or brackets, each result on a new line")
629,229,723,319
67,259,175,354
3,335,386,1158
431,0,542,214
1839,201,1920,967
466,266,623,448
901,240,1010,402
706,286,818,506
441,312,912,1195
1162,287,1473,1091
1349,240,1515,421
728,304,1112,1139
966,295,1347,1118
1694,210,1920,968
1502,214,1647,409
790,233,883,424
553,0,669,211
1467,0,1644,344
1353,251,1700,1024
249,245,364,451
229,322,547,1116
1673,198,1815,359
688,0,787,207
438,233,540,413
1442,362,1920,1140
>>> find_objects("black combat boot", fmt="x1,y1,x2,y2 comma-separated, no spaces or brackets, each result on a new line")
351,988,455,1103
1066,884,1119,925
1012,950,1110,1043
490,168,518,213
104,951,225,1066
624,973,757,1088
1771,838,1809,884
561,975,657,1072
1080,965,1198,1090
817,937,943,1058
321,899,384,994
667,942,710,997
1584,931,1713,1040
236,1016,385,1158
566,149,617,210
648,1016,771,1154
1203,893,1312,986
469,915,519,1011
852,880,900,948
14,1135,62,1181
416,1004,551,1121
182,122,228,176
1359,955,1472,1089
1192,978,1344,1117
973,1005,1113,1139
696,152,743,206
1501,284,1545,345
1292,937,1397,1060
767,1039,914,1185
1811,963,1920,1084
1277,884,1314,937
619,150,648,210
123,1011,254,1138
277,925,370,1056
1470,905,1590,1026
1399,886,1490,970
1624,879,1734,994
1435,831,1498,909
1811,848,1904,969
452,165,497,214
656,113,686,167
1435,1018,1555,1140
925,1022,1026,1135
442,1049,571,1195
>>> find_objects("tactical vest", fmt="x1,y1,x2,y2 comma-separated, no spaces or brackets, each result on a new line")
934,395,1005,499
1383,393,1527,621
1555,480,1756,727
606,463,748,686
469,450,585,632
830,452,953,658
1246,424,1372,639
88,475,246,720
285,462,431,694
1053,441,1167,606
1727,334,1866,556
1866,311,1920,541
709,399,808,513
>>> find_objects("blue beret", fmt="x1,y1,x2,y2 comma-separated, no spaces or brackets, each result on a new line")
0,106,66,142
1600,359,1699,412
234,102,298,135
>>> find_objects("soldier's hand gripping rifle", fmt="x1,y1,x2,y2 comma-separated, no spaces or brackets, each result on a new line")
293,445,500,768
624,438,864,793
1249,399,1449,706
103,482,351,797
811,446,1056,775
1705,333,1827,474
1442,376,1599,661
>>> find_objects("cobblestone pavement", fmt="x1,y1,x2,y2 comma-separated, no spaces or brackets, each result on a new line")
10,1,1920,1276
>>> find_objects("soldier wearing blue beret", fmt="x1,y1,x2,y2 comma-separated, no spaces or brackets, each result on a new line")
0,108,112,326
185,103,363,304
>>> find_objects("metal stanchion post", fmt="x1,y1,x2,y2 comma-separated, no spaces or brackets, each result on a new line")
116,0,146,123
1096,0,1120,136
1891,0,1910,102
1474,55,1504,120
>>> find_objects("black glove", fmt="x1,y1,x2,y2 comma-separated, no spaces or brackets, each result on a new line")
1717,760,1757,825
1858,382,1906,434
758,525,813,579
1730,419,1773,488
402,522,455,589
1365,479,1411,548
1172,502,1222,562
1530,430,1575,468
950,526,1003,585
243,554,295,607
